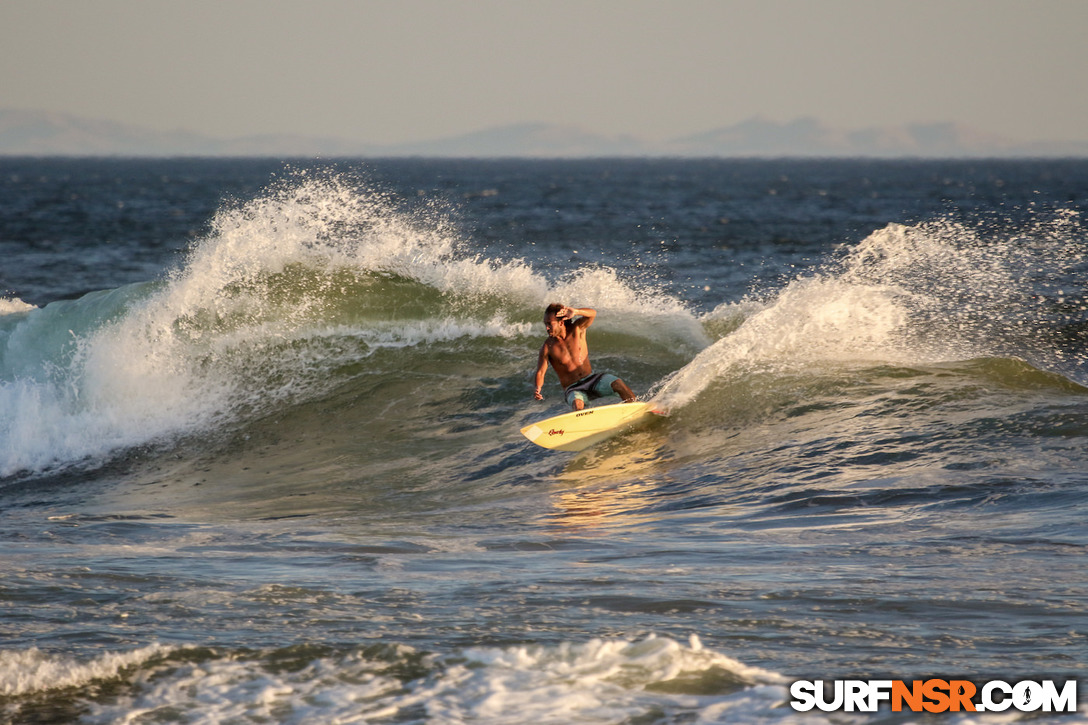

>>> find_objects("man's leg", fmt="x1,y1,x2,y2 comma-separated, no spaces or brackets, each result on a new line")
611,378,636,402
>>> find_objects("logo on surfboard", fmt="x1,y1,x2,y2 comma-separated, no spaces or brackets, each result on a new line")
548,429,565,437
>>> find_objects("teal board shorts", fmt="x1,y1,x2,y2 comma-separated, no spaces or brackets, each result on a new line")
564,372,620,408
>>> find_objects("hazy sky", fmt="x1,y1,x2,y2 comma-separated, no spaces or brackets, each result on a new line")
2,0,1086,145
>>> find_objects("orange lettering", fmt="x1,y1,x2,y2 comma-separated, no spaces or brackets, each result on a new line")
892,680,923,712
923,679,951,713
949,680,977,712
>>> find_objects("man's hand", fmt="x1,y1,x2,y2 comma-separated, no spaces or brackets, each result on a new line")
534,388,544,401
555,305,574,320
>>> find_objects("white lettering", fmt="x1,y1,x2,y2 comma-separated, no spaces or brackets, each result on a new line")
844,680,868,712
815,680,843,711
1042,680,1077,713
1013,681,1043,712
982,681,1012,712
789,681,816,712
867,680,893,711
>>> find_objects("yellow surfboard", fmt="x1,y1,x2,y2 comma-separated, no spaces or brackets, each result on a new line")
520,401,666,452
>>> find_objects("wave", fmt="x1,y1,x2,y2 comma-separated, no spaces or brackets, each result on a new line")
2,635,790,725
3,169,1083,479
656,212,1088,409
0,170,702,477
0,644,169,698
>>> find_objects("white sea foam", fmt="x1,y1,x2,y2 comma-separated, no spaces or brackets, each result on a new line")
351,315,535,349
0,645,168,698
423,635,786,724
76,635,792,725
656,275,913,409
655,216,1087,409
0,297,35,316
551,266,709,351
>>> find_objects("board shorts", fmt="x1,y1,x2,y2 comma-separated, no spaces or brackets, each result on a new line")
564,372,621,408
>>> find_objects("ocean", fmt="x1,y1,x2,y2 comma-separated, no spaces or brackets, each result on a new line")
1,157,1086,723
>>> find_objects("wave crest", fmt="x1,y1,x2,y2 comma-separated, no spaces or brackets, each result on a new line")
657,213,1088,408
0,170,696,476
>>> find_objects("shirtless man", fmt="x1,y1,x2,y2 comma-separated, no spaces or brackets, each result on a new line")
533,303,636,411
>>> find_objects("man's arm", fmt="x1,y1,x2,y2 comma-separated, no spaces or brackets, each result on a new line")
533,343,549,400
562,306,596,329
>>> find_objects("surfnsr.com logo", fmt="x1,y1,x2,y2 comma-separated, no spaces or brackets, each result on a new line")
790,679,1078,713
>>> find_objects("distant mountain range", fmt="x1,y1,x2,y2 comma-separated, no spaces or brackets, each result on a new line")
2,109,1086,158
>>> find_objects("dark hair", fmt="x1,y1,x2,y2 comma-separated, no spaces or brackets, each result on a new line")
544,303,564,317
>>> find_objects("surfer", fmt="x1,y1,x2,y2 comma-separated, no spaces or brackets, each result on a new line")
533,303,636,411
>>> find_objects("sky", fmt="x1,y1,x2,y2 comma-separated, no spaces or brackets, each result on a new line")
2,0,1087,146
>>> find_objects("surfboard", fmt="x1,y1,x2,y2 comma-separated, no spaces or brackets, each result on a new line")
520,401,665,452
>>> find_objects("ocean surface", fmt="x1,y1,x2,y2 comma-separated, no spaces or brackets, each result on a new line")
1,157,1087,723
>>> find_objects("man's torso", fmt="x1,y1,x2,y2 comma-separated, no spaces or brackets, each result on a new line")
545,328,591,388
